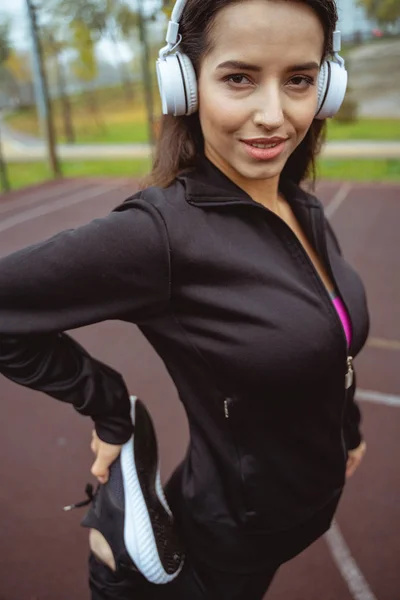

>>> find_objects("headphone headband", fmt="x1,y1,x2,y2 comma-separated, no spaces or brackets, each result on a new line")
170,0,187,25
157,1,347,119
162,1,343,61
163,0,186,49
333,29,341,52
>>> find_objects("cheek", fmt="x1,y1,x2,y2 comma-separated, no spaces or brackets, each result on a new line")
199,80,246,135
295,87,319,126
288,93,319,141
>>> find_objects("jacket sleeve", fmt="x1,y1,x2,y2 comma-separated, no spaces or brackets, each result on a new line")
0,194,170,444
325,218,363,451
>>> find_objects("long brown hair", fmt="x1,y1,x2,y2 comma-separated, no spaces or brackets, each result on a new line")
143,0,338,189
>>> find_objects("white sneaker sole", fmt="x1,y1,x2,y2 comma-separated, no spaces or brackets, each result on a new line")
120,396,184,584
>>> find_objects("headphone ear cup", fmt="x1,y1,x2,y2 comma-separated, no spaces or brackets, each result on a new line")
315,60,348,120
316,61,329,116
177,53,198,115
156,54,186,116
156,52,198,116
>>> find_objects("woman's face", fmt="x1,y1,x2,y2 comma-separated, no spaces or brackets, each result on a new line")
198,0,325,187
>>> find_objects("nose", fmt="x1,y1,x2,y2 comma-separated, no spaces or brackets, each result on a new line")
253,85,284,131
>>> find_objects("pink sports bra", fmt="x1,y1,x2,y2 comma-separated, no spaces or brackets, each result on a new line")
331,292,352,347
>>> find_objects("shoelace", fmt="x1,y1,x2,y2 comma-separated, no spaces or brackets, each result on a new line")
63,483,99,511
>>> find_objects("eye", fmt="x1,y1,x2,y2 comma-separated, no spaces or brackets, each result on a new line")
288,75,315,89
224,74,252,86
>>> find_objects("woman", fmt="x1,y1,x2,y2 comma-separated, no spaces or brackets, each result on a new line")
0,0,369,598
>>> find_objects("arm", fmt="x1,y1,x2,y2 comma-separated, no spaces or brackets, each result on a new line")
0,194,170,445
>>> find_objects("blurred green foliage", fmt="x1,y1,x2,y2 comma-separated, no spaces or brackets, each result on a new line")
3,157,399,193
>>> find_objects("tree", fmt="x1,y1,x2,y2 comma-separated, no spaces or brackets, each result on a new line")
47,0,138,102
112,1,139,102
3,51,34,106
26,0,61,177
357,0,400,27
0,17,14,102
1,16,34,108
0,16,11,192
40,23,75,143
0,17,11,65
70,19,105,131
135,0,155,148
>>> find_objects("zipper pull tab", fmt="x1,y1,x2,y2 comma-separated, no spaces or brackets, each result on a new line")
345,356,354,390
224,398,230,419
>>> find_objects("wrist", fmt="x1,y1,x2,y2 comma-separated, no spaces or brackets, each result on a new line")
94,413,133,445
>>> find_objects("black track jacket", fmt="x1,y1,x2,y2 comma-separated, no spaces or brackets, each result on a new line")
0,158,369,571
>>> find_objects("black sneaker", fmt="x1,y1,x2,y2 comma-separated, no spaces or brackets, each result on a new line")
66,396,185,584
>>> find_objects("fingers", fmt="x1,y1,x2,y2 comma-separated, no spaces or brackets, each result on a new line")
346,456,358,478
91,454,110,485
346,440,367,479
90,430,109,483
91,429,100,455
90,434,123,484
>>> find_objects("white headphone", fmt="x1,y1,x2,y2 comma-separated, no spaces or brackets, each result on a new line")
156,0,348,120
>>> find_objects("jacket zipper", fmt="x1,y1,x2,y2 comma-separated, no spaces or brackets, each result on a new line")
274,205,354,392
216,199,354,418
224,398,230,418
345,356,354,390
310,208,355,391
308,207,354,466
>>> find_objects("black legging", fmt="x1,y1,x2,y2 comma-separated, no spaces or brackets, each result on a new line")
89,552,277,600
89,463,279,599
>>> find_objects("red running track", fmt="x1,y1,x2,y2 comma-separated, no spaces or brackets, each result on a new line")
0,178,399,600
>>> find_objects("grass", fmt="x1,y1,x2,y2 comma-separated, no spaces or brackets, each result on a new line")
5,84,400,144
327,119,400,141
5,105,154,145
317,159,400,181
5,84,161,145
74,120,150,144
2,158,151,191
2,158,399,193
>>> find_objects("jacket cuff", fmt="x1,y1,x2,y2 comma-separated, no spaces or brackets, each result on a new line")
93,413,133,445
344,424,363,451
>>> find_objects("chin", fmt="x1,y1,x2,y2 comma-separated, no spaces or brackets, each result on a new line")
234,156,286,181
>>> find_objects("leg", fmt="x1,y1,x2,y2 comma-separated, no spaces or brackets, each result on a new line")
88,552,152,600
90,529,116,571
88,551,206,600
88,543,277,600
165,558,278,600
87,460,278,599
204,563,277,600
163,464,278,599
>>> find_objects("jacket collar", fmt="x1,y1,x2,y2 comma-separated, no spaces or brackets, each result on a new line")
176,155,321,211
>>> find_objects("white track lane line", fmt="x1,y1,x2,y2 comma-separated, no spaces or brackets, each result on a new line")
325,384,399,600
325,182,352,218
367,337,400,351
356,388,400,408
0,181,127,233
325,521,378,600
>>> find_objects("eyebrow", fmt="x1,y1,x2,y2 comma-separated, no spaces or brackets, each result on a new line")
216,60,320,72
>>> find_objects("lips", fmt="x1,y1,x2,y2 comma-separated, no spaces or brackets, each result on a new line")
247,141,280,149
242,137,287,148
240,138,287,161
